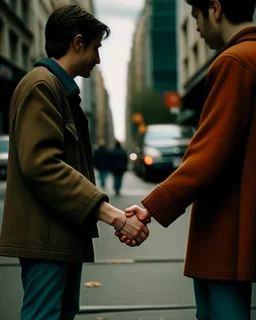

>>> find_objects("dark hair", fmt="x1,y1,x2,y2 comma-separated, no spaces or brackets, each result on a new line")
185,0,255,24
45,4,110,58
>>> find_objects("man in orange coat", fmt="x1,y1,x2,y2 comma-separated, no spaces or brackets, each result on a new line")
117,0,256,319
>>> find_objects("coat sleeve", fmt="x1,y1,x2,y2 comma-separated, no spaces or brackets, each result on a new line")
142,56,254,227
14,80,108,226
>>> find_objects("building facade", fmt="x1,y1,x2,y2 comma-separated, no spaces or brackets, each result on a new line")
92,68,115,148
151,0,177,92
176,0,218,125
125,0,178,151
0,0,33,133
177,3,256,125
176,2,256,125
125,2,152,152
0,0,66,133
73,0,114,146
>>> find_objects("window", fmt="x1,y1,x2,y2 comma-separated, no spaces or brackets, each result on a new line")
193,42,199,68
183,57,189,81
9,30,18,62
0,138,9,153
0,20,3,56
145,125,195,142
21,44,29,70
182,18,188,55
10,0,17,12
21,0,29,21
38,21,44,56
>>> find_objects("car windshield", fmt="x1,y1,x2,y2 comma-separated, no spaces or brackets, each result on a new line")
144,126,194,142
0,140,9,153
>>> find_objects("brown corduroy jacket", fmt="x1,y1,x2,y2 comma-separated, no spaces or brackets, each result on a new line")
142,27,256,281
0,58,108,262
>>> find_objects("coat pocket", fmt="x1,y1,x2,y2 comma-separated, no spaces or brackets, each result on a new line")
64,122,79,142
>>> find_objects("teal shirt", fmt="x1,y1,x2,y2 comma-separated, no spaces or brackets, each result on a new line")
34,58,79,97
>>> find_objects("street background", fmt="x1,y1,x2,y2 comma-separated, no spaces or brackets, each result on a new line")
0,171,256,320
2,1,256,319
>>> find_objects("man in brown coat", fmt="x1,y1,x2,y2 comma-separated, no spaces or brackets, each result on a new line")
0,5,149,320
117,0,256,319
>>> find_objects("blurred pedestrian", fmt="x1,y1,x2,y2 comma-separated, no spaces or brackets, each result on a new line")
0,5,149,320
93,139,109,188
109,140,128,196
117,0,256,319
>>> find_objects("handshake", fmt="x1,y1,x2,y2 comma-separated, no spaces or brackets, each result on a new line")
114,205,151,247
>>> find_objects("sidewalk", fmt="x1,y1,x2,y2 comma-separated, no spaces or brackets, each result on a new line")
78,254,256,320
1,260,256,320
1,173,256,319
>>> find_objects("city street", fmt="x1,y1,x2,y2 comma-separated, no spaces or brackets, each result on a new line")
0,172,256,320
2,0,256,319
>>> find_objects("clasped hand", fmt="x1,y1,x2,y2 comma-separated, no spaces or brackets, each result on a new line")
115,205,151,246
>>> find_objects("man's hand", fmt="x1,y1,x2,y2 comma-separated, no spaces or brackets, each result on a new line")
115,205,151,246
125,205,151,223
96,202,149,246
117,214,149,246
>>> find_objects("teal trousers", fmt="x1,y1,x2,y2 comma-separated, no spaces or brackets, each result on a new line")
193,279,252,320
20,259,83,320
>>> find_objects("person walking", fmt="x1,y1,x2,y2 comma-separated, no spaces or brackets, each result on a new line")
118,1,256,319
93,139,109,188
0,5,149,320
109,140,128,196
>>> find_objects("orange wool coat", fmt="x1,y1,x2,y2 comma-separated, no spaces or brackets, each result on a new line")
142,27,256,281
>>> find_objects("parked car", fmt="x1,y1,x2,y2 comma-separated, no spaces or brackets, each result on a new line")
134,124,195,181
0,135,9,180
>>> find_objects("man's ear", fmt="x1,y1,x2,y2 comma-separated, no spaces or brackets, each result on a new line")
73,34,83,50
210,0,222,22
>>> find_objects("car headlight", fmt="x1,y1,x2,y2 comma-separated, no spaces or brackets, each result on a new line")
129,153,137,161
169,146,182,155
144,146,161,158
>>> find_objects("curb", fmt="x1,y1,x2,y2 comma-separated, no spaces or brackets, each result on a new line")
0,258,185,267
78,304,256,315
78,304,196,314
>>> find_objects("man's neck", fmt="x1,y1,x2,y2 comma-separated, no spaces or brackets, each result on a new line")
222,22,255,45
52,57,76,79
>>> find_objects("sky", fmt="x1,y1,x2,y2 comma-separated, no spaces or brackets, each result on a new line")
93,0,145,142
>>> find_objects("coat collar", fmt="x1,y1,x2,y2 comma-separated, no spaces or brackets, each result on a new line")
34,58,80,97
222,26,256,52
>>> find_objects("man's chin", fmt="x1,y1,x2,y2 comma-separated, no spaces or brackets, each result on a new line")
80,72,90,78
207,39,225,51
208,44,216,50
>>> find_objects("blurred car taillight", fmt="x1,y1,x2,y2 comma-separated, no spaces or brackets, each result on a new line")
144,155,154,166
